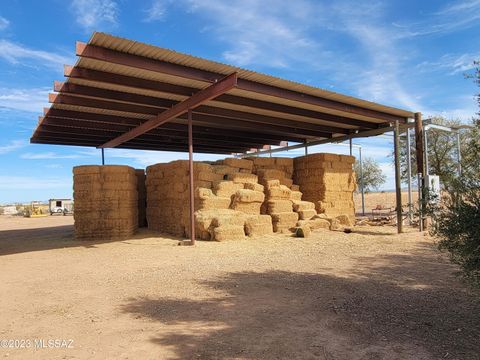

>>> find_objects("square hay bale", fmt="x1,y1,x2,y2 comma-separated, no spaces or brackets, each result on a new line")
270,212,299,233
291,200,315,212
223,158,254,170
213,225,246,241
196,171,224,182
232,189,265,203
260,179,280,189
334,214,354,227
210,211,247,227
267,200,293,213
196,196,232,211
249,157,276,167
339,155,355,164
266,185,291,200
231,202,262,214
212,165,240,175
244,215,273,237
256,168,286,179
213,181,244,197
297,209,317,220
279,178,293,188
195,187,214,199
290,190,303,201
244,182,264,192
227,173,258,184
275,157,294,167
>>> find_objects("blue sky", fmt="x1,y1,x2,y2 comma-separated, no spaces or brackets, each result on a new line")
0,0,479,203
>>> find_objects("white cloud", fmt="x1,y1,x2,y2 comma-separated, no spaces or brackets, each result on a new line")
70,0,118,31
393,0,480,38
416,52,480,75
144,0,170,22
20,151,85,160
180,0,329,68
0,140,26,155
0,176,70,190
0,87,50,113
0,16,9,30
0,39,72,69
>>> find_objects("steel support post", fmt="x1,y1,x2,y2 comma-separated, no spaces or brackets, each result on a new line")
359,146,365,216
406,128,413,224
349,138,353,156
394,120,403,233
101,148,105,165
188,109,195,245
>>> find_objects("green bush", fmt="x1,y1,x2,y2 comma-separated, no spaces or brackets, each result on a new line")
431,179,480,285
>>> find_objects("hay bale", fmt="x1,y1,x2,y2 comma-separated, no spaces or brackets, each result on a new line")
213,181,244,197
295,226,311,238
196,171,224,182
196,196,232,211
244,215,273,237
227,173,258,184
244,182,264,192
297,209,317,220
223,158,254,170
270,212,298,233
256,168,286,179
232,189,265,203
291,200,315,212
267,200,292,213
261,179,280,189
335,214,354,227
266,185,291,200
212,165,240,175
290,190,303,201
231,202,262,214
213,225,246,241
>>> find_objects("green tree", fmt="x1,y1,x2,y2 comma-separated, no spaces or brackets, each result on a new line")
431,61,480,285
354,157,386,193
397,116,466,188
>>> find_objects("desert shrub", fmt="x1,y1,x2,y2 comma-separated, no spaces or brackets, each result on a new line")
430,179,480,285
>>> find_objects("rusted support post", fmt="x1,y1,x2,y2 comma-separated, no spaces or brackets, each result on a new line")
414,112,425,230
188,109,195,245
394,120,403,233
414,112,424,176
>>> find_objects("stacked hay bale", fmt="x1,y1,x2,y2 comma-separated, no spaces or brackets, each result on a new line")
147,158,274,240
73,165,138,240
262,180,298,233
146,161,225,236
135,169,147,228
246,157,294,188
293,153,356,223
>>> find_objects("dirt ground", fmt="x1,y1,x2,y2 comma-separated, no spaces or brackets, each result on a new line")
354,191,419,216
0,215,479,360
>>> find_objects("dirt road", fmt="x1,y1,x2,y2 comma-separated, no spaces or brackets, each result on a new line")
0,216,478,359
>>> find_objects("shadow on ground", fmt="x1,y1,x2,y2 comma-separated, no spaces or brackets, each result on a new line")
0,226,178,256
122,248,480,360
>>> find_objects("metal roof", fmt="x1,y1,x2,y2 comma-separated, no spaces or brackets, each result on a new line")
31,32,415,154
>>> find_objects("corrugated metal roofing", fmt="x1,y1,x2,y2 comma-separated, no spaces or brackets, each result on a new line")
32,32,415,153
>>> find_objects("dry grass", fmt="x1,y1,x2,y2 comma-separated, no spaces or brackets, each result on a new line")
354,191,419,215
0,215,479,359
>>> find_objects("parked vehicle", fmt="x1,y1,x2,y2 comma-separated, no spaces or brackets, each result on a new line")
48,199,74,215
